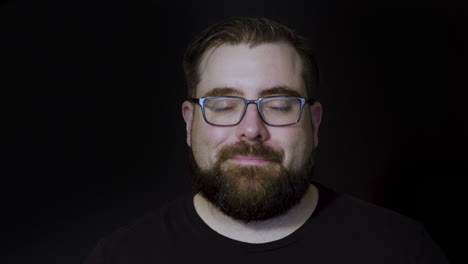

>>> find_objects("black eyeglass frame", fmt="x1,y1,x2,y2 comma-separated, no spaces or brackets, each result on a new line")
188,95,316,127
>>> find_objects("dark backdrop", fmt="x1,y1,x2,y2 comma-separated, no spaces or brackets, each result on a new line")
1,1,465,263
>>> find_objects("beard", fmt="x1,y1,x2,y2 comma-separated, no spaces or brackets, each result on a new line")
190,141,315,223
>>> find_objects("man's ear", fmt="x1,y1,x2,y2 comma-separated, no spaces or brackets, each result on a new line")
182,101,194,147
309,101,323,148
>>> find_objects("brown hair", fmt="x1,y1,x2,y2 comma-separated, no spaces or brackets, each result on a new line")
183,16,318,98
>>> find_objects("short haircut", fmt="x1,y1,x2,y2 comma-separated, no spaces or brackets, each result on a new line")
183,16,319,98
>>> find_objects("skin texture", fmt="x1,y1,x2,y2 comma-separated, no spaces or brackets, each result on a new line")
182,42,322,173
181,42,323,242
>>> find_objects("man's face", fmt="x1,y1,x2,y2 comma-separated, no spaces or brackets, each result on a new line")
182,42,322,221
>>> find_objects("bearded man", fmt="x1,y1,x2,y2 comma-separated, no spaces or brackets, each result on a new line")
84,17,449,264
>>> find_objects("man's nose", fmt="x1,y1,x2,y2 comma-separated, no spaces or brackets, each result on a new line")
235,103,270,143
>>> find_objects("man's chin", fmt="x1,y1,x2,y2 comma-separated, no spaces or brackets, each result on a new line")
195,164,309,222
220,167,273,196
189,145,314,222
220,162,283,186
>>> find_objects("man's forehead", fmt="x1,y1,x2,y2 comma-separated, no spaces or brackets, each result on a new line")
202,86,303,98
197,43,306,98
198,42,299,71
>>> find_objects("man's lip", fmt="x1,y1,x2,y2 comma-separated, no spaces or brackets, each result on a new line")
229,155,270,165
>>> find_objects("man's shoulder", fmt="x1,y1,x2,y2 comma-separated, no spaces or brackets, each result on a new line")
313,182,424,236
299,183,449,263
83,193,195,264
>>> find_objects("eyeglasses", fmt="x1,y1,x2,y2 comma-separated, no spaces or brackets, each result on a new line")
189,96,315,127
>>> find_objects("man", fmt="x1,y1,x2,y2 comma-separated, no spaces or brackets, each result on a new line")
84,17,449,263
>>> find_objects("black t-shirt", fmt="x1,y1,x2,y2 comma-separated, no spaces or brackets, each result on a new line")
83,183,449,264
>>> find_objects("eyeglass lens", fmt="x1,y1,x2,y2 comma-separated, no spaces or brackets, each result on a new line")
203,97,302,126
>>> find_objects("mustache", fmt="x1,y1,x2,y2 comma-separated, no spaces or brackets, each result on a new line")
217,142,284,163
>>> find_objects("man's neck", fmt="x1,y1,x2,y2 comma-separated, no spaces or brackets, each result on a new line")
193,184,319,244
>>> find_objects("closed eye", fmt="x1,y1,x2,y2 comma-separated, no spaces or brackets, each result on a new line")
206,105,236,112
266,105,293,113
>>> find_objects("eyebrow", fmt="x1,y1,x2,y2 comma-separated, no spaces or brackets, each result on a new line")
259,86,303,97
202,86,303,98
203,87,242,97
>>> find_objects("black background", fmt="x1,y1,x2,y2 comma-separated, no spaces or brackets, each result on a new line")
1,1,466,263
